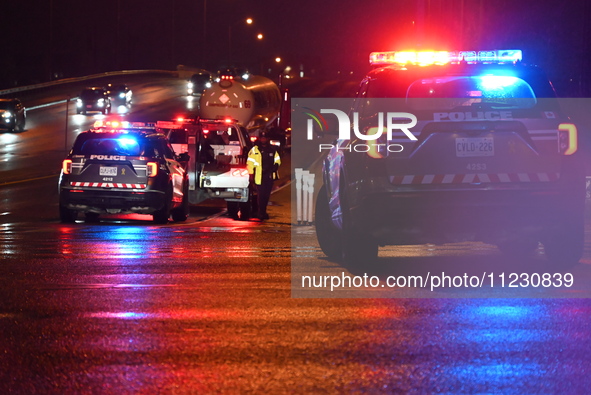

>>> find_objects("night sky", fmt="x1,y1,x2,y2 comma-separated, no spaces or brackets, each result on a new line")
2,0,591,95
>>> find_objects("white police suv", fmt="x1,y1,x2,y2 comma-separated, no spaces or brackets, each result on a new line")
315,50,585,267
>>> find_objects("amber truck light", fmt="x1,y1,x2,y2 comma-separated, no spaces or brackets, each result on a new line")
558,123,577,155
62,159,72,174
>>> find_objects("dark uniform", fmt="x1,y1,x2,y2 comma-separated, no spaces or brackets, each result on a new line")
246,132,281,220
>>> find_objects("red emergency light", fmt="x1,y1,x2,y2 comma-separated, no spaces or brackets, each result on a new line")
369,49,522,66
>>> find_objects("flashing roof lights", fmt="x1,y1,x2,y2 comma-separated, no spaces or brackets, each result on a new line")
369,49,522,66
93,120,155,130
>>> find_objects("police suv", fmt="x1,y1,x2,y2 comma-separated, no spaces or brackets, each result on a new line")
315,50,585,267
59,120,189,224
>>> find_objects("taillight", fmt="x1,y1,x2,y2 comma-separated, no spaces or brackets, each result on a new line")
231,169,249,177
62,159,72,174
558,123,577,155
147,162,158,177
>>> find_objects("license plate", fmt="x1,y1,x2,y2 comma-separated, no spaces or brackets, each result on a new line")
455,137,494,157
99,166,118,176
86,105,92,108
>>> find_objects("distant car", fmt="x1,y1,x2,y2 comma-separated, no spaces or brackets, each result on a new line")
105,83,132,107
76,87,111,115
187,72,213,95
58,120,190,224
0,98,26,132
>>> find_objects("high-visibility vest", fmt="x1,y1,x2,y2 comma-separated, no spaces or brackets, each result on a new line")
247,145,281,185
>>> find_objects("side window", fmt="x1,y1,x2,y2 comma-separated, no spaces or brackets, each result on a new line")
162,141,176,159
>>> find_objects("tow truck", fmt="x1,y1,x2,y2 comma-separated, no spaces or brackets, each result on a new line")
314,49,586,268
156,118,255,219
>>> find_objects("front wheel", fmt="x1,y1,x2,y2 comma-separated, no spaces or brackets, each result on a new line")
171,187,189,222
315,184,343,260
339,179,378,266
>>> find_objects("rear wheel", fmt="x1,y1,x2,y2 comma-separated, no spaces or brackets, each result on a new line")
171,187,189,222
227,201,240,220
239,200,252,220
59,205,77,223
153,189,172,224
84,212,100,223
315,184,343,260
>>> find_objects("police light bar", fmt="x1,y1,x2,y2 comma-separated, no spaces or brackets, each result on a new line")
93,120,155,130
369,49,522,66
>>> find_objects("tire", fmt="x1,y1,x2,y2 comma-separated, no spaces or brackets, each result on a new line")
84,212,100,223
315,184,343,260
543,217,584,270
227,201,240,220
153,189,172,224
239,200,252,220
238,186,255,220
171,187,189,222
59,205,77,223
339,178,378,266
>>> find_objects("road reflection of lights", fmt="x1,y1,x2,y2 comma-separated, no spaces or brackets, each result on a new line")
443,300,550,385
72,114,89,126
0,133,18,149
86,309,227,320
448,363,545,381
88,312,149,319
186,96,195,111
116,105,129,114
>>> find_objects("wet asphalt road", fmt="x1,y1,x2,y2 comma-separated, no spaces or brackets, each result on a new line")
2,77,591,393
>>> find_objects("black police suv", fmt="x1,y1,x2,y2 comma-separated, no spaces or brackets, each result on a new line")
315,49,586,268
59,121,189,224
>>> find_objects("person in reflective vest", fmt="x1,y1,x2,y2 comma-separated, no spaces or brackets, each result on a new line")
246,131,281,220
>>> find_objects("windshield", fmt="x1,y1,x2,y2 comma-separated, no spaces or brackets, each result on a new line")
80,90,103,99
202,126,240,146
73,134,153,157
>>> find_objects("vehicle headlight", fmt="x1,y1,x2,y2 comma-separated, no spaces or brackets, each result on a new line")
2,111,12,118
119,93,125,98
98,99,104,107
76,99,82,107
205,82,212,88
187,82,194,89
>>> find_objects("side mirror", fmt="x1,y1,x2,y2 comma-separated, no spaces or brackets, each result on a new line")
177,152,190,162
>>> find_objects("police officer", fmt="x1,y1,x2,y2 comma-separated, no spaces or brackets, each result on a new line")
247,131,281,220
